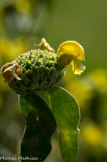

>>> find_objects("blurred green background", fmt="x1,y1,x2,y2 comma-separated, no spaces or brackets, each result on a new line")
0,0,107,162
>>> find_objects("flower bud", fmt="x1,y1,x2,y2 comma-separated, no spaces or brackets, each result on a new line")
1,49,65,95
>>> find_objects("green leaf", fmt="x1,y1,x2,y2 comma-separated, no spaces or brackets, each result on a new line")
48,86,80,162
19,92,56,161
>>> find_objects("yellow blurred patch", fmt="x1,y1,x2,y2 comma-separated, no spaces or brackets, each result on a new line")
89,69,107,92
15,0,31,13
81,123,103,148
0,39,29,63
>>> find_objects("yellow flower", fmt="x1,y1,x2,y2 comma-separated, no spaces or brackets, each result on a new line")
57,41,86,75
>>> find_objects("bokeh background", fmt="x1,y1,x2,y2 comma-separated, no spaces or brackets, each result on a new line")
0,0,107,162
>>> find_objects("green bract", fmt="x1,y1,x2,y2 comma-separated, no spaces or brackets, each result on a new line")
8,49,65,95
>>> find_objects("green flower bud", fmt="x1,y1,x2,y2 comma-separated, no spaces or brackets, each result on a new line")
1,39,65,95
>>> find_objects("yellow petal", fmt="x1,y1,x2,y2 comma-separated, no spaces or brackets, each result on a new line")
71,59,86,75
57,53,73,67
57,41,85,61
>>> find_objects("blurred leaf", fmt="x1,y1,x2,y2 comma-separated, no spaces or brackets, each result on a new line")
20,92,56,161
48,86,80,162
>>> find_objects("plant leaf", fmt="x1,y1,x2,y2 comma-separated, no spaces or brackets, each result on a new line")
19,92,56,161
48,86,80,162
